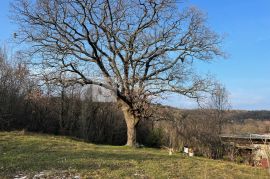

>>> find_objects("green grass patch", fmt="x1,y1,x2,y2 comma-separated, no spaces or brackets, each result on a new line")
0,131,268,178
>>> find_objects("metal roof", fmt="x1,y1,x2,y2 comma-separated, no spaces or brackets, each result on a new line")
220,134,270,140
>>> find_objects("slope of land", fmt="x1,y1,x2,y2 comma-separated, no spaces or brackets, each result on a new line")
0,132,268,178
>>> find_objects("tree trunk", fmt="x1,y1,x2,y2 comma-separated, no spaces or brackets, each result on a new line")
118,99,139,147
126,119,137,147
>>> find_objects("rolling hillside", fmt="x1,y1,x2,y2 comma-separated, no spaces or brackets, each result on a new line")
0,132,269,178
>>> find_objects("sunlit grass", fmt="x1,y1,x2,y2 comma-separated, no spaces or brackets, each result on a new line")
0,131,268,178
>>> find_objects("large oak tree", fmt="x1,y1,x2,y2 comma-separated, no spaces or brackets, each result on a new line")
12,0,224,146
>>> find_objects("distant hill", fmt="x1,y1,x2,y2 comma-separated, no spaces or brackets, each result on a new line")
154,104,270,122
227,110,270,122
152,105,270,135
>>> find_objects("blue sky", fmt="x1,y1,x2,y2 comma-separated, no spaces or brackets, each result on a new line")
0,0,269,110
165,0,270,110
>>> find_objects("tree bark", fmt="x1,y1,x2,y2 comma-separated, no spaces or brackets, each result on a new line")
126,119,137,147
118,99,139,147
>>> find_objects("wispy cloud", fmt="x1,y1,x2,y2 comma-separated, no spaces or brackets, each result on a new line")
160,88,270,110
230,89,270,110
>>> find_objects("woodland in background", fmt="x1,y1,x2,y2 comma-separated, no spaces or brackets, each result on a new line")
1,48,270,159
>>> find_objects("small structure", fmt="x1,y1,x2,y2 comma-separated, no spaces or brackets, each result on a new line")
220,134,270,168
183,146,189,154
183,146,194,156
188,148,194,157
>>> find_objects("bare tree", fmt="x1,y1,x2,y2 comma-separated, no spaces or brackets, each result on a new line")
208,83,230,134
0,46,30,130
12,0,224,146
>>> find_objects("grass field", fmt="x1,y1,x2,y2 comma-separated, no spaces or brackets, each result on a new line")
0,131,269,178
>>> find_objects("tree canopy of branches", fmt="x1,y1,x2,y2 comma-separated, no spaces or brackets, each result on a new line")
208,83,230,133
12,0,224,146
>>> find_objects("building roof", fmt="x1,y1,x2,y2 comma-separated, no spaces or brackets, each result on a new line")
220,134,270,140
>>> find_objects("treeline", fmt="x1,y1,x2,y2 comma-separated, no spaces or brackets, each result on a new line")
227,110,270,122
0,49,127,144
